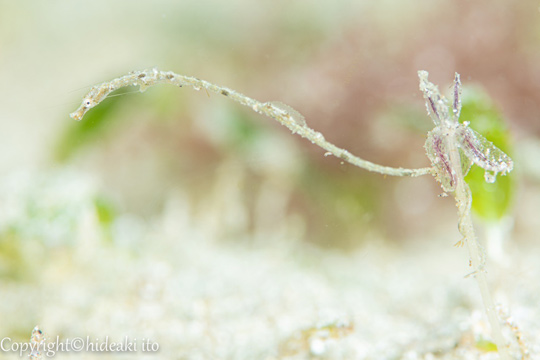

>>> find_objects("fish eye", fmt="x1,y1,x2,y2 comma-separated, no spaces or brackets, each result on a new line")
83,98,93,108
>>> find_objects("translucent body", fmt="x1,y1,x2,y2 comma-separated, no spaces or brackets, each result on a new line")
70,68,433,177
419,71,513,192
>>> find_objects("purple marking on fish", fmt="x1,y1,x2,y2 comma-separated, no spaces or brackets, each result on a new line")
428,97,440,122
457,127,511,172
453,74,461,116
463,132,488,163
432,133,455,189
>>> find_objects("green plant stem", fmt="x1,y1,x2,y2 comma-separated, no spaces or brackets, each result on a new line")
447,140,511,360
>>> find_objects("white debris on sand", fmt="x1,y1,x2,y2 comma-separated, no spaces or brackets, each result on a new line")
0,171,537,359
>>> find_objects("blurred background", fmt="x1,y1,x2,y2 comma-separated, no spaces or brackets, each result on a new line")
0,0,539,358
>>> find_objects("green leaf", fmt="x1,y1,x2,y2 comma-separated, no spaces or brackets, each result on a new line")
54,88,134,162
55,87,185,162
94,196,117,244
476,338,498,352
461,87,514,221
